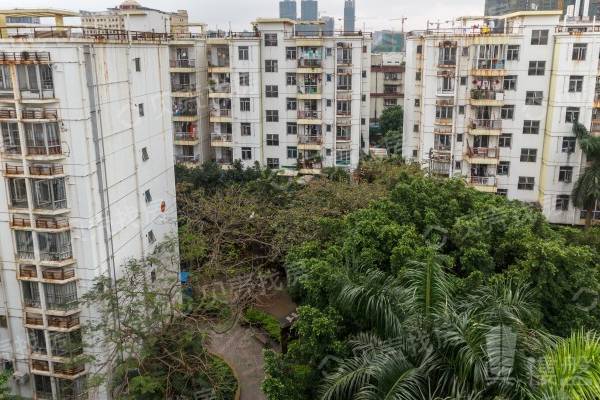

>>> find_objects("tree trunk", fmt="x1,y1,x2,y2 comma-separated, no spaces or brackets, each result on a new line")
585,206,593,230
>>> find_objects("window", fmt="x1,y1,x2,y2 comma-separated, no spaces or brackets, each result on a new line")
518,177,535,190
416,71,421,81
238,46,249,60
459,105,465,115
134,57,141,71
287,122,297,135
525,91,543,105
141,147,149,161
286,73,297,86
327,124,332,132
266,85,278,98
413,124,419,133
558,166,573,183
572,43,587,61
528,61,545,76
506,45,520,61
239,72,250,86
497,161,510,175
326,99,332,107
556,195,570,211
499,133,512,148
523,120,540,134
240,98,250,112
266,134,279,146
504,75,517,90
286,47,297,60
520,148,538,162
267,158,280,169
497,189,508,197
362,70,367,78
501,105,514,120
327,47,333,56
460,76,467,85
456,133,463,142
436,106,453,119
138,103,144,116
326,74,332,82
287,146,298,159
266,110,279,122
265,60,278,72
148,230,156,244
362,94,367,102
241,123,251,136
569,75,583,92
0,315,6,328
455,161,462,170
415,99,420,107
462,46,469,56
144,190,152,204
241,147,252,160
531,29,549,45
562,137,576,153
336,150,351,166
265,33,278,46
566,107,580,123
287,98,297,110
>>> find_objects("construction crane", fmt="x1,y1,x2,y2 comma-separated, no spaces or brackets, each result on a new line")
390,17,408,33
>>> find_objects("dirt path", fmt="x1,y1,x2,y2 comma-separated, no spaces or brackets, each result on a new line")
208,324,267,400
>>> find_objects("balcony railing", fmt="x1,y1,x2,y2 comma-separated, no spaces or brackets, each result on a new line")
434,144,451,152
467,147,499,158
471,89,504,100
39,248,73,262
299,135,323,145
31,360,50,372
211,133,233,142
208,60,230,68
469,176,496,186
53,363,85,376
470,119,502,130
42,268,76,281
216,156,234,165
337,57,352,65
5,164,24,175
209,83,231,93
19,265,37,278
24,297,41,308
22,109,58,120
174,132,197,141
36,217,69,230
298,59,322,68
173,107,198,117
11,217,32,228
30,165,64,176
170,59,195,68
27,145,62,157
171,82,197,92
438,58,456,66
17,250,35,260
175,155,200,164
46,295,78,311
0,107,17,119
297,110,322,119
25,314,43,326
297,85,321,95
210,109,232,117
2,144,21,155
473,59,505,70
48,315,80,329
299,160,322,169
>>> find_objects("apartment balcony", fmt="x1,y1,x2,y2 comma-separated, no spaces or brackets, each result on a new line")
438,59,457,68
46,294,78,312
298,159,323,175
210,133,233,147
25,313,44,328
337,57,352,66
26,144,64,161
470,89,504,106
208,82,231,98
34,217,70,232
0,107,17,120
1,143,21,157
18,265,37,280
207,59,231,73
174,132,199,146
215,155,234,167
42,267,76,283
22,108,58,121
467,176,497,193
3,164,24,176
468,119,502,135
0,85,13,99
11,216,32,230
464,147,499,165
24,296,42,309
48,314,80,331
17,248,35,262
31,360,50,373
435,117,453,126
297,84,322,100
471,59,506,77
297,110,322,124
175,155,200,165
209,108,232,123
29,164,65,178
172,103,198,122
171,82,197,97
591,119,600,136
169,59,196,72
298,58,323,73
53,363,85,378
39,248,73,264
298,135,323,150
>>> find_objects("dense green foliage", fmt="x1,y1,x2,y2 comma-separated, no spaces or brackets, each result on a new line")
372,106,403,153
244,307,282,342
572,123,600,228
260,164,600,399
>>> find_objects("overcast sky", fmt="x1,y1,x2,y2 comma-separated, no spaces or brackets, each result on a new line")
2,0,484,32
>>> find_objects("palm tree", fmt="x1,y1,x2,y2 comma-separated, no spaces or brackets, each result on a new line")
534,330,600,400
320,258,544,400
572,123,600,229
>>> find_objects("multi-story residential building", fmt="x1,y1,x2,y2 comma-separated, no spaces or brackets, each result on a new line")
206,18,371,173
370,53,405,124
404,10,600,225
80,0,188,34
0,10,178,399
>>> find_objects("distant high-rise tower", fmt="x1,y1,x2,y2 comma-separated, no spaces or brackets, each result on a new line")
344,0,356,32
484,0,560,15
279,0,297,19
322,16,335,35
301,0,318,20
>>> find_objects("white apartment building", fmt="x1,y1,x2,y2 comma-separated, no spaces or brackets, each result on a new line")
404,10,600,225
370,52,404,124
0,13,178,400
206,19,371,173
